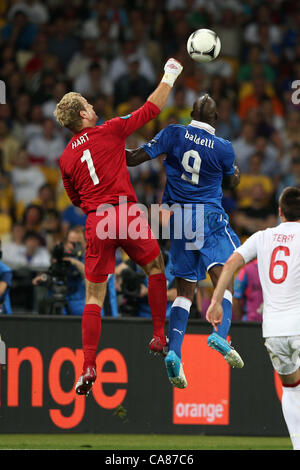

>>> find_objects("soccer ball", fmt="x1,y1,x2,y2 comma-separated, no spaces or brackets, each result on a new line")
187,29,221,63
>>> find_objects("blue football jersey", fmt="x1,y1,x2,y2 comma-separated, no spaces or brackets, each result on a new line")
0,261,12,314
142,120,236,211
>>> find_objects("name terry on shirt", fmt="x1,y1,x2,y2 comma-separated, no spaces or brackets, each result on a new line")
185,130,214,148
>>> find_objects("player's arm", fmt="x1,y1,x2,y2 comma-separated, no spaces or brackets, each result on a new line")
127,126,171,167
126,148,150,167
59,162,81,207
222,163,240,190
108,59,182,139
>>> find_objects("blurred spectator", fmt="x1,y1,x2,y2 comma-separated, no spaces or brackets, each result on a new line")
7,1,49,25
9,231,50,269
10,148,45,207
108,40,156,85
213,7,242,59
277,154,300,200
33,183,56,211
24,32,58,81
61,205,87,232
41,81,68,120
158,86,192,126
238,75,284,120
26,118,65,166
47,16,80,71
11,93,32,143
74,62,113,101
40,208,63,250
1,5,38,51
21,204,44,232
232,122,256,172
243,4,282,46
233,183,278,238
254,135,280,178
215,97,241,140
23,104,43,141
0,164,13,214
113,55,153,107
67,39,101,82
279,111,300,150
233,259,263,322
237,45,276,83
130,18,163,75
2,222,25,265
236,152,275,208
0,119,21,171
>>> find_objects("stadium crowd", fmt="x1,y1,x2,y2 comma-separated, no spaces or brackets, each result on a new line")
0,0,299,319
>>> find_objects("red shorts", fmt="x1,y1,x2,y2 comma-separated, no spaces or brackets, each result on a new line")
84,202,160,283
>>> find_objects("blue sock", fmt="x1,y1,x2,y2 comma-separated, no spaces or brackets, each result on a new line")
168,297,192,359
214,290,232,340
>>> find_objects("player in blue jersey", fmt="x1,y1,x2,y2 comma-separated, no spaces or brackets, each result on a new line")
0,258,12,315
126,94,244,388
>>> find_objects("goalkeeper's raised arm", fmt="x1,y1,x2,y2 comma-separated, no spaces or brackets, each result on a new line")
147,58,183,110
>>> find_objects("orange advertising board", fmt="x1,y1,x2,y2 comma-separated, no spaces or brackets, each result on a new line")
173,334,230,425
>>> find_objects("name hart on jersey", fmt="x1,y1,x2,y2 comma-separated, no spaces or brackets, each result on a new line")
185,129,214,148
72,132,89,149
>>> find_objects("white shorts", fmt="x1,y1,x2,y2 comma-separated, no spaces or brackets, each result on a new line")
264,336,300,375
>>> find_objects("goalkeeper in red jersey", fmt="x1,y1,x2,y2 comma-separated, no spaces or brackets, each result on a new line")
54,58,183,395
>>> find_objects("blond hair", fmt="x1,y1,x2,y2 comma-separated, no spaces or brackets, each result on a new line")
54,92,86,133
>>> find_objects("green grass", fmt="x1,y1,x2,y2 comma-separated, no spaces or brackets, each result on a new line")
0,434,292,450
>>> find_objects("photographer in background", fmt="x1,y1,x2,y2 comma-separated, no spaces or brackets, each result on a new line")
33,226,86,315
0,241,13,315
115,248,176,318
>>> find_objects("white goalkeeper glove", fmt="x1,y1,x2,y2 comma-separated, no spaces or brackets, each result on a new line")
161,58,183,87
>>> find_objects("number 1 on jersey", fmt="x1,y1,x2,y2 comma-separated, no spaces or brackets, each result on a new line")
81,149,99,185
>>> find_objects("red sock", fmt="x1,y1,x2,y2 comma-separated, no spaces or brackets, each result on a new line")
148,273,167,340
82,304,101,370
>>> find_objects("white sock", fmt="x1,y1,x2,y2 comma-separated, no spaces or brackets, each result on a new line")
282,383,300,450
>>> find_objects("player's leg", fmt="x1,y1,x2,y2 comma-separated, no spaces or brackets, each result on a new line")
76,211,116,395
140,251,168,353
202,211,244,368
266,337,300,450
164,277,195,388
208,264,234,340
207,264,243,368
120,203,168,354
75,279,107,396
280,369,300,450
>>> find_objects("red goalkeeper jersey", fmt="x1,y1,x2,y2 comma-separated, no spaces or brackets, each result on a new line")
59,101,160,214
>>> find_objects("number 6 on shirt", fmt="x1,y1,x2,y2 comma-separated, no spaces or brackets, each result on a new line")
81,149,99,185
269,245,290,284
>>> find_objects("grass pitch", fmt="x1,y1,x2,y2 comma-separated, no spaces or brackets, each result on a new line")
0,434,292,450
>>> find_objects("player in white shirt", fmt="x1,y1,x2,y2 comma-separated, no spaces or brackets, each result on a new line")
206,186,300,450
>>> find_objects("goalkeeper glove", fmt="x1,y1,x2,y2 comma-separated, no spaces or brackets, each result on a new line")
161,58,183,87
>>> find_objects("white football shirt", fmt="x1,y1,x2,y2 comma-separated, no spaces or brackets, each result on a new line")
235,222,300,338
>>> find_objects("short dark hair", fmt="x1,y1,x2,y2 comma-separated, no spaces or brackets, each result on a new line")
279,187,300,221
